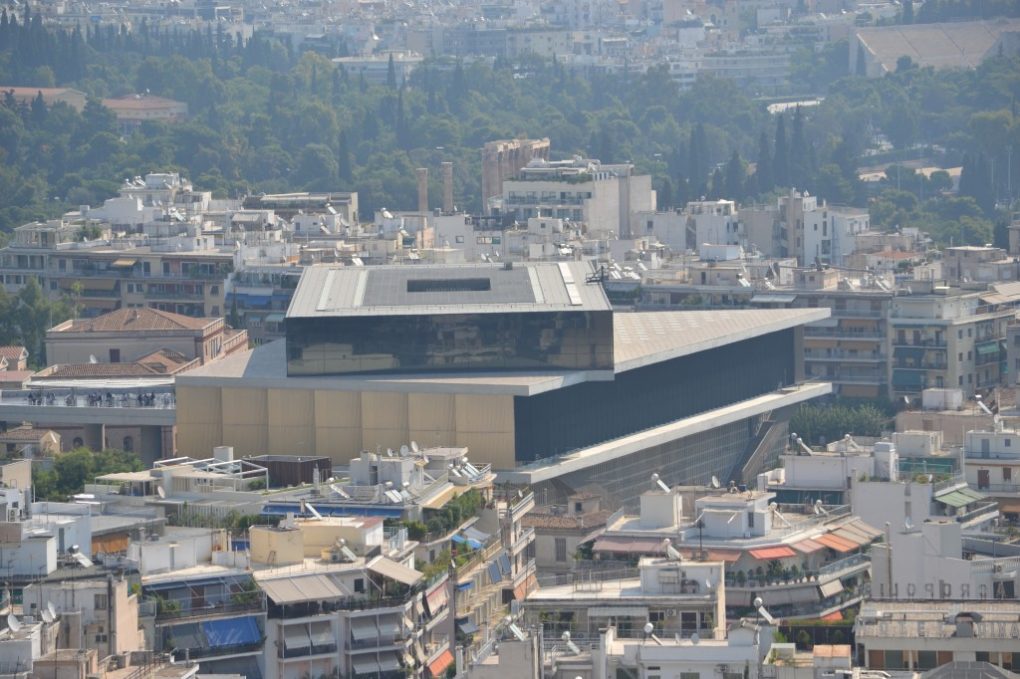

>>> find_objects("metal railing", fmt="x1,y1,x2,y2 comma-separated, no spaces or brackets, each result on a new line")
152,598,265,623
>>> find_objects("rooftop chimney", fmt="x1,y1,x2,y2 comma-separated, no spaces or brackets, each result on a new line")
441,161,454,214
416,168,429,214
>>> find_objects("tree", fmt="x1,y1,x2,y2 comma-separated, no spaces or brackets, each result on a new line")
724,151,745,201
901,0,914,24
33,447,144,501
754,131,773,193
773,114,789,188
386,53,397,89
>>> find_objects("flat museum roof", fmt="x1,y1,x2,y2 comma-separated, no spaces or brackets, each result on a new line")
286,262,612,317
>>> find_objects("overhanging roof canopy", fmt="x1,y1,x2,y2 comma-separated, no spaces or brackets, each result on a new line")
259,573,347,604
368,556,422,586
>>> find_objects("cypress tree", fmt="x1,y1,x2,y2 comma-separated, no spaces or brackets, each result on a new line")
755,131,773,193
774,114,789,188
790,105,806,188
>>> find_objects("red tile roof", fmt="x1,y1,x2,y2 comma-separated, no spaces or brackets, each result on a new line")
0,426,52,442
0,346,27,361
37,363,163,379
62,308,215,333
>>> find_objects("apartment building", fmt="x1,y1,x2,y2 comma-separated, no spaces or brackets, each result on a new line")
0,219,233,318
786,270,894,399
889,288,1014,399
332,51,423,86
592,484,880,621
962,426,1020,519
497,157,655,238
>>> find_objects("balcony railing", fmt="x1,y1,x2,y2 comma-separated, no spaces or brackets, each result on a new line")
972,482,1020,494
818,552,870,576
279,642,338,659
152,598,265,623
188,641,263,659
891,338,947,348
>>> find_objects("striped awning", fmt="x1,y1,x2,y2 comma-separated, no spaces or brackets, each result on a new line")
749,545,797,560
792,538,826,554
814,533,857,553
593,536,667,554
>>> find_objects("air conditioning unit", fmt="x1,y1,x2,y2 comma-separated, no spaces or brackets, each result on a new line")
993,563,1004,573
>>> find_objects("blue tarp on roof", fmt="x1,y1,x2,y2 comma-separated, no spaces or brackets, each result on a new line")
203,616,261,648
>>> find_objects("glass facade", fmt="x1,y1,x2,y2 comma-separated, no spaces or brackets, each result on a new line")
513,330,796,463
286,311,614,376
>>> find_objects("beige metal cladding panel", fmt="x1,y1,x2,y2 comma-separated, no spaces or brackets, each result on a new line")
268,388,315,454
174,386,224,456
361,391,410,453
220,387,269,453
454,394,516,469
313,390,363,461
175,385,222,424
408,393,456,445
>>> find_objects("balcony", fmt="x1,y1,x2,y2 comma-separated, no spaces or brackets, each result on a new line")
805,329,885,340
972,482,1020,496
189,641,264,660
279,642,338,659
510,526,536,556
830,308,884,319
153,598,266,624
891,337,946,348
145,288,204,300
893,363,949,371
804,351,885,363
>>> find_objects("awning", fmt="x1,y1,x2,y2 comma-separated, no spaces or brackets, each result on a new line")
283,624,311,650
977,341,1000,356
751,294,796,304
833,527,871,547
457,619,479,635
593,536,667,554
704,549,740,563
259,573,346,604
378,618,401,638
814,533,856,553
463,527,490,544
792,538,825,554
893,346,925,360
110,258,137,268
352,658,381,676
265,312,285,323
350,619,379,641
426,583,448,616
378,654,402,672
818,579,845,598
204,616,261,647
309,621,333,647
588,606,649,618
749,545,797,560
936,487,986,508
368,556,423,586
428,649,455,677
845,519,884,540
820,611,845,622
892,370,925,388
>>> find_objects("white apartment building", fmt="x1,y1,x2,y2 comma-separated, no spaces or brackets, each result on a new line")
498,157,655,238
963,426,1020,519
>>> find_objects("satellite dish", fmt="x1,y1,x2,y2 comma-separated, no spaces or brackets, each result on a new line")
41,609,54,624
410,441,419,453
400,445,409,456
754,597,776,625
89,354,98,364
7,613,21,633
710,475,721,489
643,622,654,636
47,602,56,620
690,632,700,644
157,485,166,498
562,630,580,654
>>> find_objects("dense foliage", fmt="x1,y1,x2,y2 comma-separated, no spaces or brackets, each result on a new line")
32,446,144,500
0,278,78,365
790,402,892,446
1,9,1019,245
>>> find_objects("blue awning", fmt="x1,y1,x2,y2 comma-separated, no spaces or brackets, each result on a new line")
204,616,261,648
451,534,467,544
456,581,474,590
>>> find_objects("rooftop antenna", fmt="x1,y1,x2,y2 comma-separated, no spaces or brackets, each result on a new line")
562,630,581,654
651,473,671,493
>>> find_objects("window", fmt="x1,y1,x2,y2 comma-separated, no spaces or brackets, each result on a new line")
555,537,567,562
109,349,120,363
122,436,133,452
1007,439,1012,448
649,610,665,623
354,578,364,593
680,673,700,679
1005,467,1012,481
455,235,464,243
575,502,583,513
211,285,219,295
94,593,108,610
747,511,754,527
